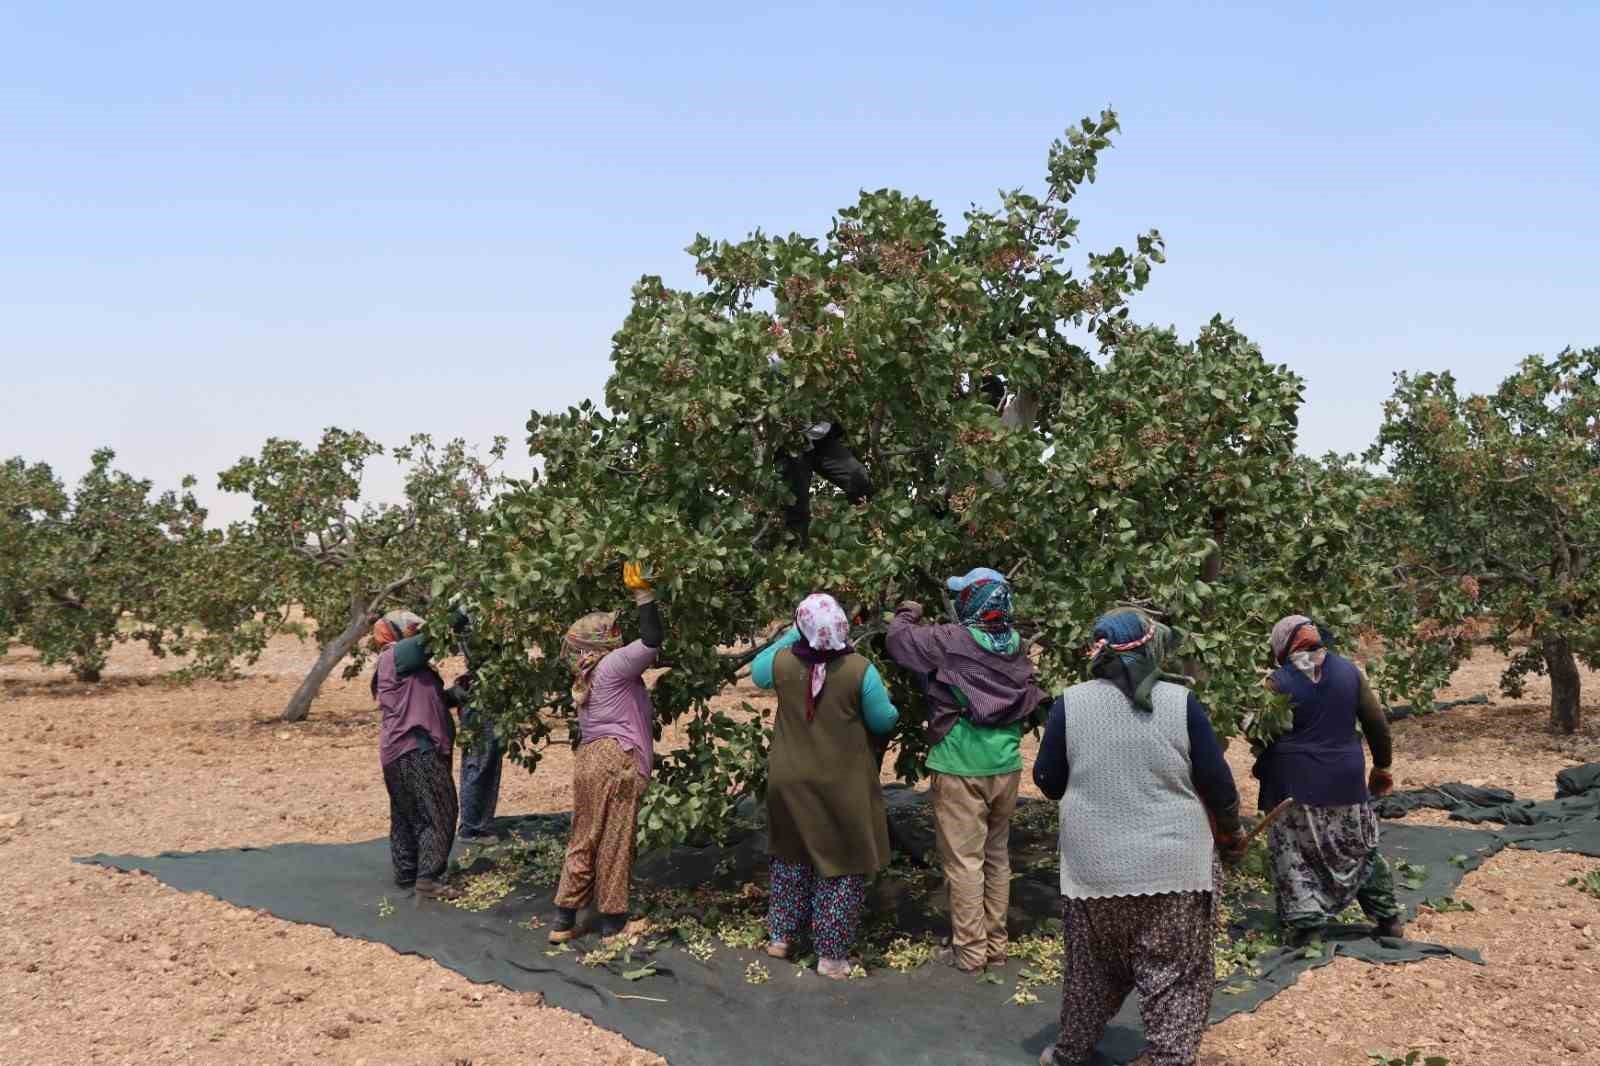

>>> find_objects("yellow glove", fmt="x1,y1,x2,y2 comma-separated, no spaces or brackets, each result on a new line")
623,561,655,605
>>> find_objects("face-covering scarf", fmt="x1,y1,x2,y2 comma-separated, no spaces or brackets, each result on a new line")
563,611,624,708
953,576,1021,657
372,610,424,649
1271,613,1327,682
790,593,854,722
1085,607,1186,713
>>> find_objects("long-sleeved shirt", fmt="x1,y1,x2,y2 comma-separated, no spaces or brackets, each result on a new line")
1257,653,1390,808
752,626,899,735
579,599,666,779
885,606,1046,776
374,636,457,768
1033,689,1241,834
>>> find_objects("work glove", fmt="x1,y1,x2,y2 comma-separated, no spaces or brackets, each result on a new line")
1368,767,1395,798
1216,828,1250,865
623,561,656,606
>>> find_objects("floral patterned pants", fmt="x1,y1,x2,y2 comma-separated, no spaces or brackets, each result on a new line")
555,739,645,915
383,748,459,886
1047,891,1216,1066
766,856,867,961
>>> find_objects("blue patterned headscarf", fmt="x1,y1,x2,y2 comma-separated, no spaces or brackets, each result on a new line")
1086,608,1185,712
947,568,1020,656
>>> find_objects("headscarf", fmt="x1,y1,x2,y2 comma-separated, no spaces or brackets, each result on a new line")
562,610,624,708
948,567,1021,656
1085,607,1186,713
372,610,424,649
1271,614,1327,681
789,593,854,721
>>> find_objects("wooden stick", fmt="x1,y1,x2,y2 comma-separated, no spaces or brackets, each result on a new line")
1242,798,1296,850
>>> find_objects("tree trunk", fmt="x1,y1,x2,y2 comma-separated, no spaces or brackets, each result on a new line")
281,573,415,723
281,607,373,722
1543,630,1582,735
74,664,103,684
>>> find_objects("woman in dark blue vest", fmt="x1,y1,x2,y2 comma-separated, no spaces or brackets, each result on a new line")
1255,615,1403,944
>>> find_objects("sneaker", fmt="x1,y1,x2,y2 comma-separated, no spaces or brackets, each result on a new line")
458,832,499,846
414,878,462,901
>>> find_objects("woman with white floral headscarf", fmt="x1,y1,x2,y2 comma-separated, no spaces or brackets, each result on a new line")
752,593,899,978
1256,614,1402,945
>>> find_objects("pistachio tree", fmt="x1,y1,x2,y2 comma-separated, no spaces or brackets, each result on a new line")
0,450,208,682
444,114,1389,848
207,429,505,720
1368,349,1600,733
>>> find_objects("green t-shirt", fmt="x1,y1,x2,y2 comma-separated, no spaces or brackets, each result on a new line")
926,717,1024,777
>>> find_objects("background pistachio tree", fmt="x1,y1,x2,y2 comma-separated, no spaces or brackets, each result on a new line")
1368,348,1600,733
444,114,1391,848
0,450,209,682
205,429,506,721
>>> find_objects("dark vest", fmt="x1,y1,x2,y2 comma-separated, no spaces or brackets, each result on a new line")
766,649,890,878
1257,652,1368,809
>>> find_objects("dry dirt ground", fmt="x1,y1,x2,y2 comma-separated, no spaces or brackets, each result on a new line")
4,637,1600,1066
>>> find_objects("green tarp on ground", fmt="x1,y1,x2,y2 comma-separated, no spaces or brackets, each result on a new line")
1376,762,1600,852
84,774,1560,1066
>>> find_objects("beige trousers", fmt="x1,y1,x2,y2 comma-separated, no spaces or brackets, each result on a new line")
931,770,1020,969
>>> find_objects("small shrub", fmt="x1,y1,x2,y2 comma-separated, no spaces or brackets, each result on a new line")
1367,1051,1448,1066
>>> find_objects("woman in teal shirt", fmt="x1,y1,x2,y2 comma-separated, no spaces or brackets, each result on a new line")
752,593,897,978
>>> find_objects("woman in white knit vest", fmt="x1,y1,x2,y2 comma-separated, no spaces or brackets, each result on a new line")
1032,608,1246,1066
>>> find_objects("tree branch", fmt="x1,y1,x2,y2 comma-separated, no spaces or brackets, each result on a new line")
362,571,418,617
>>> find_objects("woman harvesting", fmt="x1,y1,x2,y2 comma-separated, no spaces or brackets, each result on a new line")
372,609,469,899
753,593,899,979
1034,608,1244,1066
550,564,665,942
1255,614,1402,944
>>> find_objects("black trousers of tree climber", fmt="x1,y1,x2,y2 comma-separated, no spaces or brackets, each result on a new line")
776,424,874,548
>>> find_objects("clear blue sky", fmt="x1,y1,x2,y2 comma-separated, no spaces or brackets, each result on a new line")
3,2,1595,522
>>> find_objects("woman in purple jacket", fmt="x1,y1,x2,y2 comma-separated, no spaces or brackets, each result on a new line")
886,567,1046,973
372,610,469,899
549,565,664,943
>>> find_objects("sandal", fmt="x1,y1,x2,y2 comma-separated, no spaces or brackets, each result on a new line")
413,878,462,901
817,957,852,980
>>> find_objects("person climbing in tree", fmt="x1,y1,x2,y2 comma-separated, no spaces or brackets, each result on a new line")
1033,608,1245,1066
1254,614,1403,945
753,592,898,979
449,604,505,846
772,416,875,548
762,306,874,549
885,567,1047,974
372,609,471,900
549,563,664,943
